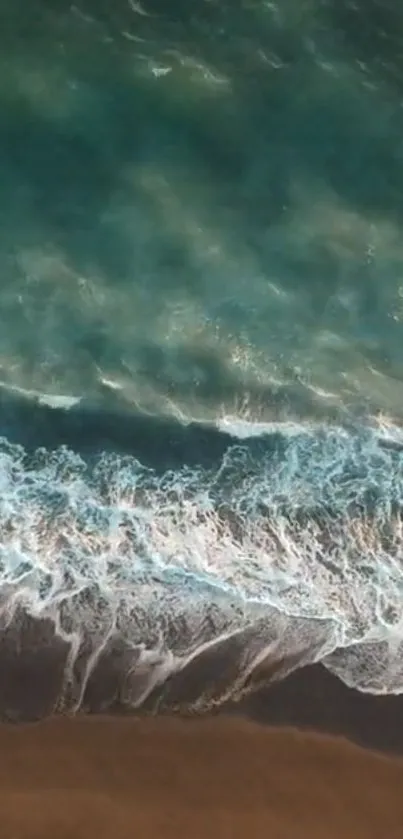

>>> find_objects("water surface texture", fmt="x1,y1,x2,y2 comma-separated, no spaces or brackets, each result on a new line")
1,0,403,718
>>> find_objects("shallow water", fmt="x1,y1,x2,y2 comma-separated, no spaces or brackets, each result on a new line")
1,0,403,713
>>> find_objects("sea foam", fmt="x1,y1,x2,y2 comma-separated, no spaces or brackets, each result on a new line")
0,412,403,713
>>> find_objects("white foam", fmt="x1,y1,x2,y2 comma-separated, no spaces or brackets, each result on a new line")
0,379,81,410
38,393,82,409
217,416,328,439
0,421,403,701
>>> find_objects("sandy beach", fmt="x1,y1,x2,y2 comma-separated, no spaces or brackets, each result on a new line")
0,715,402,839
1,661,403,839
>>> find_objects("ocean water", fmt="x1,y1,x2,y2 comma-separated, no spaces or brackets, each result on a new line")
1,0,403,717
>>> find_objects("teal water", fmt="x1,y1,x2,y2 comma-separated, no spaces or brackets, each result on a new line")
1,1,403,713
1,0,403,420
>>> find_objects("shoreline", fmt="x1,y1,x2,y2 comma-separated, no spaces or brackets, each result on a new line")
0,660,402,837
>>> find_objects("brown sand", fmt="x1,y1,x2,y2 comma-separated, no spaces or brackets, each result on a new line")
0,714,402,839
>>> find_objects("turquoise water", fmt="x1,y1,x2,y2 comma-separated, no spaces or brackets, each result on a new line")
1,0,403,420
1,1,403,711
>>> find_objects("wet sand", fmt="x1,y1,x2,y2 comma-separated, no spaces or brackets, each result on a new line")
1,666,403,839
241,662,403,755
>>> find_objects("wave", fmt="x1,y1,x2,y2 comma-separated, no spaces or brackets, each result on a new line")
0,383,403,720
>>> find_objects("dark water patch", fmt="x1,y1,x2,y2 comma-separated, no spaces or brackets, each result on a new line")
0,607,69,722
0,386,233,472
0,383,348,473
242,661,403,756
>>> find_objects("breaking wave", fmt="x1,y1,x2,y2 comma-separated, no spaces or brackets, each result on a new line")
1,388,403,719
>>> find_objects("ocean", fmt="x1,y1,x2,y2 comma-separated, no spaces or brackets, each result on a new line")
1,0,403,720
